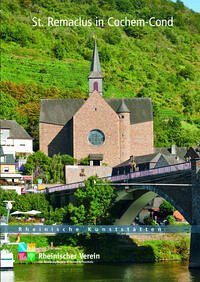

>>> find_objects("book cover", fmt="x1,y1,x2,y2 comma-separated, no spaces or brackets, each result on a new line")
0,0,200,281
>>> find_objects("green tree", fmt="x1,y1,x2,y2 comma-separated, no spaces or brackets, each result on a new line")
124,26,147,39
0,92,27,127
0,190,19,216
87,3,103,20
160,201,175,218
49,154,64,183
0,190,50,220
61,154,76,165
67,204,86,225
49,154,77,183
154,116,170,147
67,176,117,225
26,194,49,215
178,128,200,147
24,151,51,183
103,28,121,45
53,40,65,60
115,0,133,13
47,207,67,224
175,0,185,11
0,92,18,120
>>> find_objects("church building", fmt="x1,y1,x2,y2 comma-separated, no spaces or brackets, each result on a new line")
39,42,154,167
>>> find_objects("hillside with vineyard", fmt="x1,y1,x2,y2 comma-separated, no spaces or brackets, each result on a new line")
1,0,200,150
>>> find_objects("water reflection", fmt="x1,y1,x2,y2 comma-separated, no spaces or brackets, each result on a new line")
13,262,200,282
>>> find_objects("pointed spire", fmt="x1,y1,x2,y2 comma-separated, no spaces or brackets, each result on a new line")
88,41,103,96
117,100,130,113
89,41,103,79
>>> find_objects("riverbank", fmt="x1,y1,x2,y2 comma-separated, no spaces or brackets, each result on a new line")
0,234,190,264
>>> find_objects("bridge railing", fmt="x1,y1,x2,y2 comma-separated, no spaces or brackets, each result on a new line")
37,162,191,194
37,181,85,193
109,162,191,182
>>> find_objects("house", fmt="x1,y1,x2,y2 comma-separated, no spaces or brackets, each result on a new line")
0,146,23,194
0,146,16,175
0,120,33,170
39,42,154,167
112,145,187,175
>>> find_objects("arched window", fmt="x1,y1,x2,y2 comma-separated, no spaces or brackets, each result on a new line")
93,81,98,91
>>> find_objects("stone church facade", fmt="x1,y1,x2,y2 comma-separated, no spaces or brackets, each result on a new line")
39,42,154,167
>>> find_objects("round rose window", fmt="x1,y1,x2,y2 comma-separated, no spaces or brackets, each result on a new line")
88,129,105,146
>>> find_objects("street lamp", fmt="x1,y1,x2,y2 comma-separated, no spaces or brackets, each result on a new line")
0,201,15,245
4,201,15,224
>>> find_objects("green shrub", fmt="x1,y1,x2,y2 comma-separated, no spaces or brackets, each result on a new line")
103,28,121,45
160,201,175,217
143,216,158,226
53,41,65,60
79,156,90,165
166,215,176,225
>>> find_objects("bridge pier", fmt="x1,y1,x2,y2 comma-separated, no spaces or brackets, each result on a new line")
189,158,200,269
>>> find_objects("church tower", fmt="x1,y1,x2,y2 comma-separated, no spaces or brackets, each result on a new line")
117,100,131,162
88,41,103,96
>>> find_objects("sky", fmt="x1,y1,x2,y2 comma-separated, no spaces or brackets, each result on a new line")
171,0,200,12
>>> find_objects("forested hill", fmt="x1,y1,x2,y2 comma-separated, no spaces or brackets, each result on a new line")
1,0,200,150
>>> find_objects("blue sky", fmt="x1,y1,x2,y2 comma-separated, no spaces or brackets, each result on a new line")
171,0,200,12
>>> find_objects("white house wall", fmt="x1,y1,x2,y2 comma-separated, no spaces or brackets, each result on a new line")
14,139,33,154
1,139,33,156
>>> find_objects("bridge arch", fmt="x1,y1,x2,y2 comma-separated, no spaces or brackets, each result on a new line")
115,186,192,225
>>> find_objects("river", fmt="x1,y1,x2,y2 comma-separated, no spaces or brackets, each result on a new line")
1,262,200,282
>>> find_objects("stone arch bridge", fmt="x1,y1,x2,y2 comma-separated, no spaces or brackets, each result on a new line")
38,159,200,268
